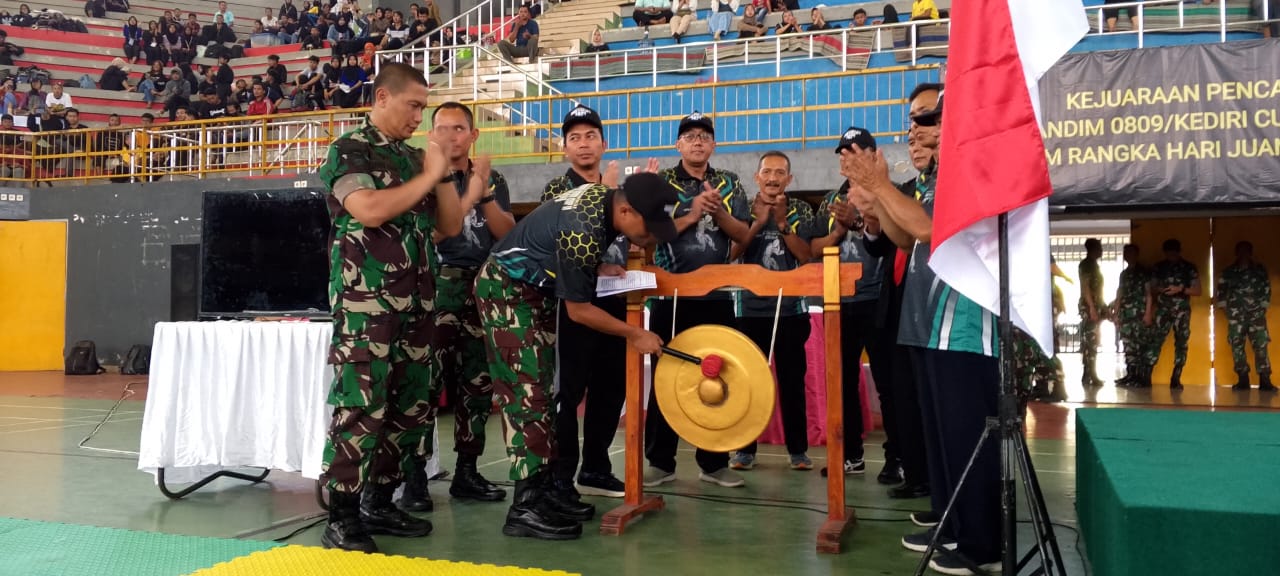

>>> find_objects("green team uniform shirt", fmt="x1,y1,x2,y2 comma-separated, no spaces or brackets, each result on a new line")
319,118,436,314
435,162,512,269
542,167,628,266
491,183,616,303
653,163,750,301
816,181,885,305
735,197,817,317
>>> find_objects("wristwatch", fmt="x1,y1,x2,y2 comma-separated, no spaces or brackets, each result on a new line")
477,195,496,205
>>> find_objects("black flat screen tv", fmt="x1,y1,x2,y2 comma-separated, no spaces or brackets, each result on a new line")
199,188,331,318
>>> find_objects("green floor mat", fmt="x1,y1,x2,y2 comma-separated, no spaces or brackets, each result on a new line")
0,517,280,576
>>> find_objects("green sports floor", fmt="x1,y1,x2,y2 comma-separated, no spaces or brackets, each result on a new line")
0,373,1091,576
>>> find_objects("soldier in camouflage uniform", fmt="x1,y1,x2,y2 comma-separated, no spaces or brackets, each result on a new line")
1216,241,1273,390
414,102,514,508
1078,238,1106,387
316,63,465,553
1152,238,1201,389
1111,244,1155,388
541,105,631,501
475,173,676,540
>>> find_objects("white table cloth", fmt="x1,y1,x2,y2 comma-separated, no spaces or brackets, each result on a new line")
138,321,439,486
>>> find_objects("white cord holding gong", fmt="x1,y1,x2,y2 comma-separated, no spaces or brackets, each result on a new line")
668,287,785,367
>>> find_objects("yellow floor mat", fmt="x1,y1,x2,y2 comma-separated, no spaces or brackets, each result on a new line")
187,545,579,576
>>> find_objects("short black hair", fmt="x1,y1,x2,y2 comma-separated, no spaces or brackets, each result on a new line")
432,101,474,129
108,113,119,119
1237,240,1253,252
1162,238,1181,252
853,8,867,17
1084,238,1102,252
1123,243,1138,253
373,61,429,94
268,54,280,62
909,82,944,104
309,55,320,63
758,150,791,173
141,112,155,121
65,107,79,116
1,114,11,121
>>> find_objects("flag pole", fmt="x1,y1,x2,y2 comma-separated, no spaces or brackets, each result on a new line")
996,212,1018,575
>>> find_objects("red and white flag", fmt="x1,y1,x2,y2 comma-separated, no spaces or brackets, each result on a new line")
928,0,1088,355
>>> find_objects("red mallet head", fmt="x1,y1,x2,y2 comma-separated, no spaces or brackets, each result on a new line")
701,354,724,379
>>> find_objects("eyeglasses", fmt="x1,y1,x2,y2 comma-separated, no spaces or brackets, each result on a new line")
679,132,714,143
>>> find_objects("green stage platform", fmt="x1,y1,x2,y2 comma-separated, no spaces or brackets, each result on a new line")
1076,409,1280,576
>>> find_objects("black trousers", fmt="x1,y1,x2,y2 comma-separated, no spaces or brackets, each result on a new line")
913,346,1001,564
552,296,627,480
645,298,734,473
737,314,811,456
837,302,881,462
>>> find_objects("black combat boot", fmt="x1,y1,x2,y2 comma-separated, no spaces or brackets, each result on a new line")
544,474,595,521
1232,371,1251,391
1259,373,1276,392
502,471,582,540
360,481,433,537
398,455,433,512
1116,366,1134,388
450,453,507,502
1170,366,1184,390
321,489,378,553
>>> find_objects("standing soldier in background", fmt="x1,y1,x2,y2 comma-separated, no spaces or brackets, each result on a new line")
1078,238,1105,388
1217,241,1273,391
1151,239,1200,389
418,101,514,510
1112,244,1155,388
317,63,464,553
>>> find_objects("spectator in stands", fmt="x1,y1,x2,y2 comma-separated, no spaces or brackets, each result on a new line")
775,10,800,34
230,78,251,106
1257,0,1279,37
1102,0,1136,33
139,60,166,107
0,114,29,182
197,66,217,96
585,29,610,52
302,0,321,27
302,25,324,50
0,79,16,116
421,0,441,30
23,78,46,131
122,16,144,64
99,58,133,91
911,0,939,20
204,15,238,46
292,55,324,110
261,7,279,32
142,21,166,64
215,53,234,100
86,0,107,19
0,30,23,67
278,14,302,43
94,113,127,177
381,11,409,49
185,13,201,40
332,53,366,108
280,0,299,23
739,5,766,38
497,5,539,62
160,68,190,121
669,0,697,43
53,107,87,174
12,4,35,27
0,10,9,25
808,7,837,31
633,0,673,28
518,0,541,19
364,7,388,45
216,1,235,27
357,42,377,69
45,82,73,122
159,9,178,32
246,20,267,46
105,0,129,13
328,14,356,56
246,82,275,116
709,0,738,41
261,73,285,106
749,0,769,25
193,87,228,120
163,23,192,66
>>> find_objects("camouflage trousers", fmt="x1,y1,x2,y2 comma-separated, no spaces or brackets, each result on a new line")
1012,329,1062,397
431,266,494,456
1227,311,1271,376
1078,301,1100,377
474,258,559,481
1118,317,1158,371
1153,306,1191,369
322,309,439,493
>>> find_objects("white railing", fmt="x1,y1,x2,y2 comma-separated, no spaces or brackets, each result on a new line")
403,0,539,49
542,0,1273,88
378,43,566,101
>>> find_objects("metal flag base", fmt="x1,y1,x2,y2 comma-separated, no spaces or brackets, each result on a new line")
912,213,1066,576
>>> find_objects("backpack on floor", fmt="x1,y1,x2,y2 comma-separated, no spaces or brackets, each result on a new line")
120,344,151,375
65,340,106,375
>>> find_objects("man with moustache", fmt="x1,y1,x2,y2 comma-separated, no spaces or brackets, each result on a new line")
645,111,753,489
845,89,1004,575
727,151,818,471
541,105,630,500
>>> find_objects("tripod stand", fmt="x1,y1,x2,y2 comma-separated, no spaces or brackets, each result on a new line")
913,213,1067,576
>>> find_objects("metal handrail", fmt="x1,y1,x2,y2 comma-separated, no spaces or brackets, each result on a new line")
400,0,538,50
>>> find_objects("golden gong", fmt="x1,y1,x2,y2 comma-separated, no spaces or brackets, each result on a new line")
653,325,775,453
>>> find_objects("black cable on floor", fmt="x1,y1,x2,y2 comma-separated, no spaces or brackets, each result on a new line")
271,515,328,543
76,381,144,457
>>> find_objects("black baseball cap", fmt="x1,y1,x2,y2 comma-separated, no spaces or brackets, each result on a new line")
834,126,876,154
562,104,603,135
678,111,714,137
911,90,944,126
621,172,679,243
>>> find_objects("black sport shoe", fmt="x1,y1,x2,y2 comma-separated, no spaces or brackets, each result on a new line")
928,550,1002,575
577,471,625,498
901,527,956,553
890,483,930,500
910,510,940,527
877,459,904,485
819,458,865,477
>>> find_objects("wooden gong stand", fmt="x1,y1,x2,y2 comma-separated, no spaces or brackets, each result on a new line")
600,246,861,554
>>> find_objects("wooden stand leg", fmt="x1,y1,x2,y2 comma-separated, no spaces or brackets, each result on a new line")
602,263,665,535
818,250,856,553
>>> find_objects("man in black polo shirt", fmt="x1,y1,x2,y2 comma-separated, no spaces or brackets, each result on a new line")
644,111,753,489
541,105,630,500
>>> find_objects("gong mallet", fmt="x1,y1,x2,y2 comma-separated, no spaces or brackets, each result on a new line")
660,346,724,379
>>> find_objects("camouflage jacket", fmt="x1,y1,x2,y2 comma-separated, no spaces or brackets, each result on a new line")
1114,264,1151,322
319,118,436,314
1153,259,1198,312
1218,262,1270,317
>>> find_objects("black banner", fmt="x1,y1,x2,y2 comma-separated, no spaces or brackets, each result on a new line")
1040,39,1280,207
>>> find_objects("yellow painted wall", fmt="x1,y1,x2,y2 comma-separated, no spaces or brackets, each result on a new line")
1210,217,1280,384
0,221,68,371
1130,219,1212,386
